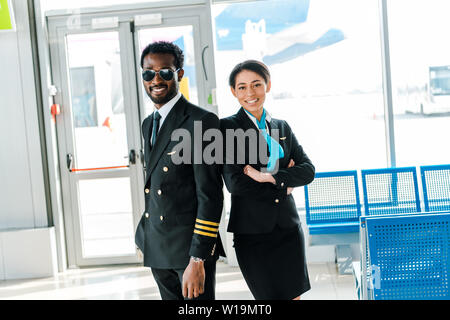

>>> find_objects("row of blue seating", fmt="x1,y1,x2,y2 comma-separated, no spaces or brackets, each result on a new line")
304,164,450,235
303,164,450,300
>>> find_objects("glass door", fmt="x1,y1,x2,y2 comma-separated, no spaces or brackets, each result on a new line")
48,23,145,266
46,1,218,267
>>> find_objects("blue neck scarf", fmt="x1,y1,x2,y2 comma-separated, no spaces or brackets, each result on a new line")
244,108,284,172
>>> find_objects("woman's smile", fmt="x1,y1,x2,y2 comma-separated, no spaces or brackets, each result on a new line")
245,98,259,105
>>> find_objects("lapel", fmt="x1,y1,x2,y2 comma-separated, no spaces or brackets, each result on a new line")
144,113,153,166
267,117,279,138
146,96,189,184
236,107,258,131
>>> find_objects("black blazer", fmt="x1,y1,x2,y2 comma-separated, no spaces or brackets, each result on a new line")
220,107,315,234
135,96,225,269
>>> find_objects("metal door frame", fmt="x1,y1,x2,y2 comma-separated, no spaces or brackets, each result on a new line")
48,21,145,266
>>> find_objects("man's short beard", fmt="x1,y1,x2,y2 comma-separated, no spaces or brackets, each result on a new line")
147,84,179,105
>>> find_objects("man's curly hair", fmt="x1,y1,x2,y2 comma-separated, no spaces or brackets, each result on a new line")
140,41,184,70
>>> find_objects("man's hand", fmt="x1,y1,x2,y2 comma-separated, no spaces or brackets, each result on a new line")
182,258,206,299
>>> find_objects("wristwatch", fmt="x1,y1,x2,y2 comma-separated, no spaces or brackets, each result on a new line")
191,256,205,262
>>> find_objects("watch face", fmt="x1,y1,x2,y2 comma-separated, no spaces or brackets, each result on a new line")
191,257,204,262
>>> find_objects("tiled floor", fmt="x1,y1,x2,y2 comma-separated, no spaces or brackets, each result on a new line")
0,261,357,300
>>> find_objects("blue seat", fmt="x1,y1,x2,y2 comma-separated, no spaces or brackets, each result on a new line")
361,166,421,216
305,170,362,234
420,164,450,212
361,212,450,300
305,171,362,274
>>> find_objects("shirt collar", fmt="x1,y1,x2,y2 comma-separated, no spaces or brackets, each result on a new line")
154,92,182,127
243,107,272,130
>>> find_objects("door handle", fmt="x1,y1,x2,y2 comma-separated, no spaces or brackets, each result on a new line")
128,149,136,165
202,45,209,81
67,153,73,172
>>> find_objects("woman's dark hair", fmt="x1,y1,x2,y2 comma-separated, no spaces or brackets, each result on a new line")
228,60,271,88
140,41,184,70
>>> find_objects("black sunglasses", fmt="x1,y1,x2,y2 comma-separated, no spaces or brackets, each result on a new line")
142,68,180,82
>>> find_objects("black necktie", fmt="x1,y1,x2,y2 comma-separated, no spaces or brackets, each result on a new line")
151,111,161,147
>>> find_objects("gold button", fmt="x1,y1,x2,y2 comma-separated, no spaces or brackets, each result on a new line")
145,213,149,218
157,189,162,195
275,199,279,203
160,215,164,221
163,167,169,172
281,182,285,187
145,188,150,194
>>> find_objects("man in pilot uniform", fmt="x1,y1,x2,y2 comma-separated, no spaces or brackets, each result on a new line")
135,41,224,300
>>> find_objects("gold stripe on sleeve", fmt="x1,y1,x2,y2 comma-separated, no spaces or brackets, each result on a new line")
195,218,219,227
195,224,219,233
194,230,218,238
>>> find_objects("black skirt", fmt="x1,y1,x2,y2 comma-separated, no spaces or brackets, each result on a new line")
233,224,311,300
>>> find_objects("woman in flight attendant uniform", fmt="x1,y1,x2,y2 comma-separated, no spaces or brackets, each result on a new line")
220,60,315,300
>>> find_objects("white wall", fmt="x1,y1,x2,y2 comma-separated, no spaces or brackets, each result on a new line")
0,0,56,280
0,0,47,230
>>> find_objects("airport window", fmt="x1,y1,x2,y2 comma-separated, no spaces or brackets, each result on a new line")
388,0,450,166
212,0,386,208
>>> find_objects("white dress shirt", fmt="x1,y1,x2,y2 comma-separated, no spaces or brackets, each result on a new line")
154,92,182,129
